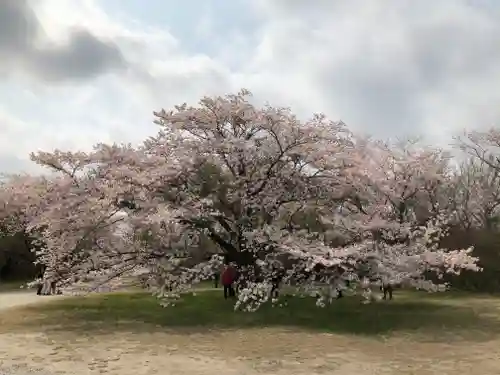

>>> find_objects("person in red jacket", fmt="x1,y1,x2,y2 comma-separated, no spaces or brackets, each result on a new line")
221,263,237,299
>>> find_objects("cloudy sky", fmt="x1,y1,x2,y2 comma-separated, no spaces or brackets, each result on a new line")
1,0,500,174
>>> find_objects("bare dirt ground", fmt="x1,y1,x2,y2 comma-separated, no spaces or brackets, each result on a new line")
0,292,499,375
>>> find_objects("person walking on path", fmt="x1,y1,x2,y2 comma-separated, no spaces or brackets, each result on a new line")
221,263,237,299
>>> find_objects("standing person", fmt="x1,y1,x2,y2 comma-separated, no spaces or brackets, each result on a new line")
221,263,236,299
381,283,393,300
270,267,285,299
213,271,220,288
35,265,46,296
36,278,44,295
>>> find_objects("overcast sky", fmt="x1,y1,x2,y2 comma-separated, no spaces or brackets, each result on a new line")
1,0,500,174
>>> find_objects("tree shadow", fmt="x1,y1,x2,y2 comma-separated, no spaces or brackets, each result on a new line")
11,291,500,342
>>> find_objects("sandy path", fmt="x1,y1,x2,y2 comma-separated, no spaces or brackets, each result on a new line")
0,290,65,310
0,328,499,375
0,292,498,374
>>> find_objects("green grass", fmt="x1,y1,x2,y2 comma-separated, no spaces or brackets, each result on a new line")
13,289,500,341
0,279,30,292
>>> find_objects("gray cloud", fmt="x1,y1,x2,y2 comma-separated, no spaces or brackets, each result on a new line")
321,63,422,138
249,0,500,141
0,0,36,54
0,0,126,82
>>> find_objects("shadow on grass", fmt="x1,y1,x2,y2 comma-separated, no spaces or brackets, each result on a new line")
8,290,500,341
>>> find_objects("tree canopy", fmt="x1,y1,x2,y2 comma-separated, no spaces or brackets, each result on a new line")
1,90,492,310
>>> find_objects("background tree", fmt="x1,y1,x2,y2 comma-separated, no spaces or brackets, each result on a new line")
449,157,500,230
0,174,49,282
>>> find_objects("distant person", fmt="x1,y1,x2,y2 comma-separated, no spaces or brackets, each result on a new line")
35,267,45,296
214,263,226,288
221,263,237,299
213,271,220,288
36,279,43,295
270,267,285,299
381,283,393,300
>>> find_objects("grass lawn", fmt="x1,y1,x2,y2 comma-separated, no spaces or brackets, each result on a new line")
0,279,30,292
3,289,500,341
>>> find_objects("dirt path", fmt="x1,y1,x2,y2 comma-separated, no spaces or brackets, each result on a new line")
0,292,498,374
0,290,65,311
0,327,499,375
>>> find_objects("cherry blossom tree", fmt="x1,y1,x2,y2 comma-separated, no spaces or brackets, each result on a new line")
0,174,48,235
16,90,481,309
323,138,479,300
24,147,183,292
